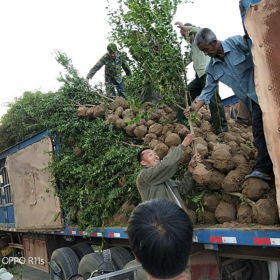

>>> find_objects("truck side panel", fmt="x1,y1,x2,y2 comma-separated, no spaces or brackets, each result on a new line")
5,136,63,231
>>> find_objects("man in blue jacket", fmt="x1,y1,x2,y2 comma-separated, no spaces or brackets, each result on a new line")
188,28,273,181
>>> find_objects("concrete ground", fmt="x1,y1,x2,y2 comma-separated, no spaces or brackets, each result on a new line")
13,265,50,280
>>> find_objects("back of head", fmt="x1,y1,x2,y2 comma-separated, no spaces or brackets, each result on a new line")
127,199,193,279
194,28,217,46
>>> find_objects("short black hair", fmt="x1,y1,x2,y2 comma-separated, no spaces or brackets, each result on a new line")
137,148,150,164
127,199,193,279
107,43,118,53
184,23,193,26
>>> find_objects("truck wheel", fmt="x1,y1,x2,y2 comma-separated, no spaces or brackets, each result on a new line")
267,261,278,280
0,236,10,249
78,252,117,279
123,260,147,280
110,246,134,269
50,247,79,280
71,243,94,260
251,260,269,280
221,258,267,280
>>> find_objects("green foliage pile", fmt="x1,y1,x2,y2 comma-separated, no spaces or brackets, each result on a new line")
0,52,142,229
107,0,190,104
0,0,194,229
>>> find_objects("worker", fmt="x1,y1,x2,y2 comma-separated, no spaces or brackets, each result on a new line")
175,22,228,135
186,28,273,181
127,198,193,280
136,133,202,210
86,43,131,99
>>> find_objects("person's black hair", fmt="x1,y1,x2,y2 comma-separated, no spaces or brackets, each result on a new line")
127,199,193,279
137,148,150,164
184,23,193,26
107,43,118,53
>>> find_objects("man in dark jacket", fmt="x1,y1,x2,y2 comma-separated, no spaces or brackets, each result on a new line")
86,43,131,98
136,134,201,211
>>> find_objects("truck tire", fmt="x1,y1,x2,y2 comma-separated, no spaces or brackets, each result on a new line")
110,246,134,269
50,247,79,280
0,236,10,249
267,261,278,280
71,243,94,260
78,252,118,279
123,260,147,280
251,260,269,280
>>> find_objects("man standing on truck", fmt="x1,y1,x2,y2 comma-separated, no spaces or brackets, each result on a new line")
187,28,273,181
136,133,201,210
86,43,131,99
127,198,193,280
175,22,228,135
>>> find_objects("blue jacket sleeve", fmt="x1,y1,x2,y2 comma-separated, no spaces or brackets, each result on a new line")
198,73,218,105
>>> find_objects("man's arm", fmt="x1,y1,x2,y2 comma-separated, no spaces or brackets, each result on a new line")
86,55,106,80
232,35,250,53
196,73,218,111
172,171,196,195
121,54,132,76
185,51,192,67
174,154,202,194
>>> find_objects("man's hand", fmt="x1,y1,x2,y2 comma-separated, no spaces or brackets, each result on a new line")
175,21,184,29
188,154,202,173
183,105,195,119
182,133,196,147
184,100,205,118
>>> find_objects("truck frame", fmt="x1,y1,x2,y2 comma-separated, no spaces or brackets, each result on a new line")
0,128,280,280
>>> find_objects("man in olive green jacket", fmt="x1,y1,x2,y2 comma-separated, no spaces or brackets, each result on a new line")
136,134,201,211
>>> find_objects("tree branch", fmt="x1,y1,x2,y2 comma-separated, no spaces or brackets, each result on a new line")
226,192,256,206
121,141,144,148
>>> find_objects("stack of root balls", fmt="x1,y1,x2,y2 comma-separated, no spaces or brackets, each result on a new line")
77,97,278,226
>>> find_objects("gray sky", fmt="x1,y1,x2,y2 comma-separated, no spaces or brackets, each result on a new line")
0,0,243,119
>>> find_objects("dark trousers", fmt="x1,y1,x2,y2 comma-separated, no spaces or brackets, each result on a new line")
184,74,228,134
105,78,125,99
252,101,273,173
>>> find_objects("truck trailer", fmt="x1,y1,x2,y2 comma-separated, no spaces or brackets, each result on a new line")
1,0,280,279
0,128,280,280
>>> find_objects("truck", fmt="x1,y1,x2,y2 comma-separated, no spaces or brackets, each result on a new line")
0,128,280,280
1,0,280,279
